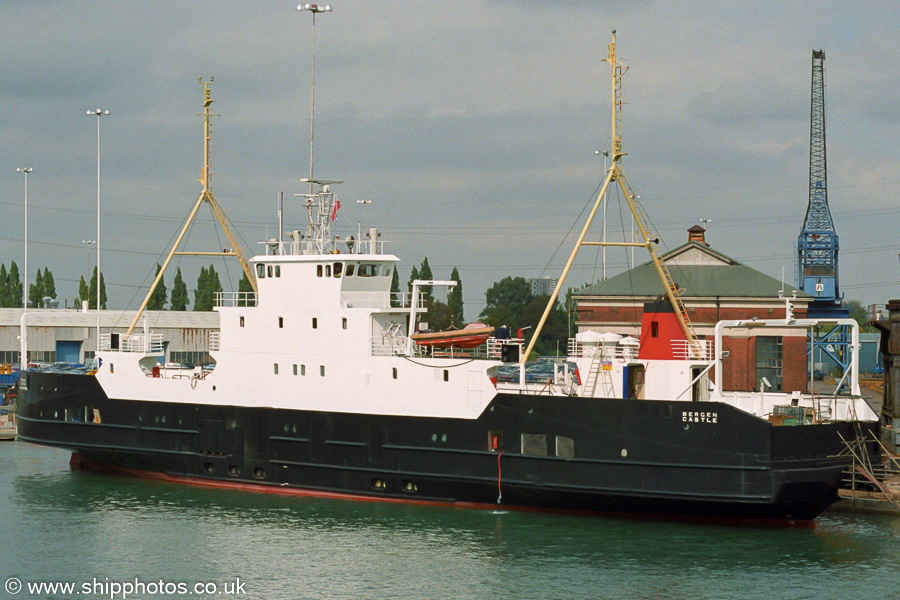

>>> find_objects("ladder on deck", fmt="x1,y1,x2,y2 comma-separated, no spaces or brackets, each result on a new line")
581,351,616,398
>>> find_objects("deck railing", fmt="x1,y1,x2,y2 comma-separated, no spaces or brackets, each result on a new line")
99,333,165,353
215,291,258,307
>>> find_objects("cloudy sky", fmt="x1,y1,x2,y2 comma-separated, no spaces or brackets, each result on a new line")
2,0,899,321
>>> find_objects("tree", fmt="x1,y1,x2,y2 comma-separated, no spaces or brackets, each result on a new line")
42,268,56,301
846,299,877,333
238,271,254,307
8,262,23,308
147,264,168,310
390,266,400,307
0,264,9,308
522,295,568,357
170,268,189,310
418,257,434,306
28,269,44,308
77,276,90,307
448,267,464,327
407,265,419,293
428,299,453,331
194,264,223,311
89,267,107,309
479,276,534,330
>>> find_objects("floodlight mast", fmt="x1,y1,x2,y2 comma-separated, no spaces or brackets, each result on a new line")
297,3,333,195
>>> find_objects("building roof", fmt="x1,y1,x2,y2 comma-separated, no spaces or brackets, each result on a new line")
574,241,810,300
0,309,219,328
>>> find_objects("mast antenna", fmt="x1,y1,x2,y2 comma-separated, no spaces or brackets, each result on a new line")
124,77,259,339
522,31,703,363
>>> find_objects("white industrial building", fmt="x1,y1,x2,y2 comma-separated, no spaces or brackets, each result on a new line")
0,308,219,367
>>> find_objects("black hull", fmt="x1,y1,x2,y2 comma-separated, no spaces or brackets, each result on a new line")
17,371,880,523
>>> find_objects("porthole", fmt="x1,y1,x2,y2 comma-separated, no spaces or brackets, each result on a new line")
402,481,418,493
204,463,215,474
228,465,240,477
371,478,386,490
253,467,265,479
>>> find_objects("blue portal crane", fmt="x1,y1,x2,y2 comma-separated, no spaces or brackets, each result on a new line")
797,49,850,381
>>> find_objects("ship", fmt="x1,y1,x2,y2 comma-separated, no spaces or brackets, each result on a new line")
17,32,881,523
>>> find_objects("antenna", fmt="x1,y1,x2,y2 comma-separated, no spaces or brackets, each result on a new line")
522,31,703,364
124,78,259,339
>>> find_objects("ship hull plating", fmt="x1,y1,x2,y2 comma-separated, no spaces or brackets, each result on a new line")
17,371,878,522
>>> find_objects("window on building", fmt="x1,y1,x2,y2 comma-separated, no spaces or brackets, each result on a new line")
756,336,783,392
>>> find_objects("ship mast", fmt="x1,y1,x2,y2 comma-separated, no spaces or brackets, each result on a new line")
124,78,258,340
522,31,702,363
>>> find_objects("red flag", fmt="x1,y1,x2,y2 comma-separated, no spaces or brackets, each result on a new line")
330,199,341,221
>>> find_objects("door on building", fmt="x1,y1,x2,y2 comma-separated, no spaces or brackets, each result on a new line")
56,341,82,365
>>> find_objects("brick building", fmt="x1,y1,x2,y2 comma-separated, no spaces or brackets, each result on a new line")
573,226,813,393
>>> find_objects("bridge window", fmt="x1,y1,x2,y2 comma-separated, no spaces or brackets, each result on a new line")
256,264,266,278
317,265,323,277
267,265,273,278
359,264,377,277
345,264,355,277
333,262,343,277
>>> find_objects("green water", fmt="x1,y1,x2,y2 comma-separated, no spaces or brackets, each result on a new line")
2,442,899,600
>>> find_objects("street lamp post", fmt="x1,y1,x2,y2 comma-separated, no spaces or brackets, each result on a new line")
297,2,332,192
16,167,33,368
87,108,109,352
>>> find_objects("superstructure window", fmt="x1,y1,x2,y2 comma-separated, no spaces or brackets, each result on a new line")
382,265,392,277
317,265,323,277
359,264,377,277
267,265,273,278
342,317,348,330
256,264,266,278
274,363,279,375
312,318,318,329
325,264,331,277
333,262,343,277
274,265,281,277
278,317,284,328
240,316,245,327
345,264,355,277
